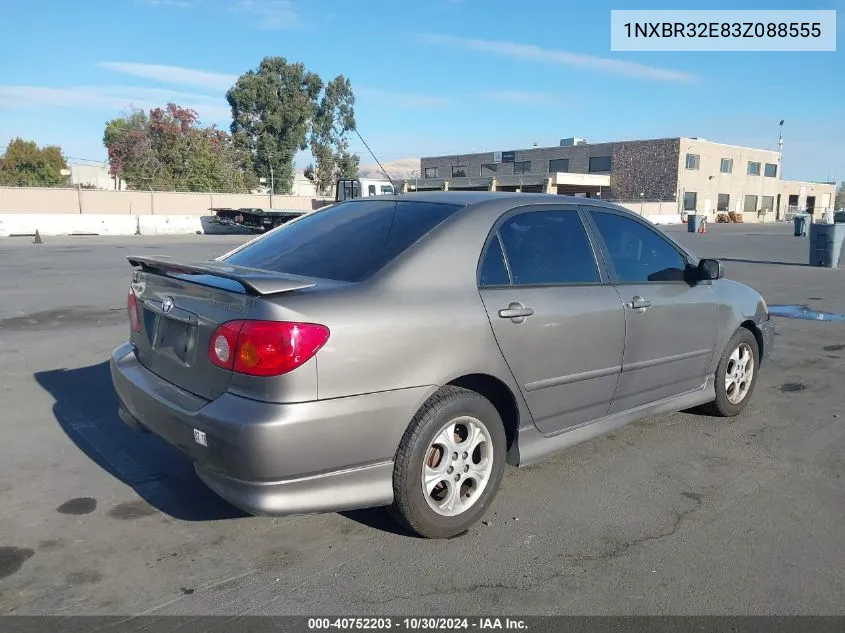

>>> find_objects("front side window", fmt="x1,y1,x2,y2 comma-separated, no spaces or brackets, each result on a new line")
223,200,462,283
761,195,774,211
764,163,778,177
685,153,700,170
720,158,733,173
424,167,438,178
590,211,687,283
683,191,697,211
451,166,467,177
496,209,600,285
747,161,761,176
717,193,730,211
480,163,498,176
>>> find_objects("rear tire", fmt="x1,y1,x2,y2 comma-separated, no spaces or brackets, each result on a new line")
390,386,506,539
703,328,760,417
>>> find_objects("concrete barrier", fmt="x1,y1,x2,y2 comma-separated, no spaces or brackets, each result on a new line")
0,214,255,237
646,214,683,225
0,214,138,237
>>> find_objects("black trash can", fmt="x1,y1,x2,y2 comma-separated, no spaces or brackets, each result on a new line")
793,214,808,237
808,222,845,267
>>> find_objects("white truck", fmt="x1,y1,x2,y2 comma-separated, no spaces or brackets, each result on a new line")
334,178,396,202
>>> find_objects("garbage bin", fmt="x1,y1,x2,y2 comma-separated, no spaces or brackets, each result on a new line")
808,222,845,267
793,214,809,237
687,214,703,233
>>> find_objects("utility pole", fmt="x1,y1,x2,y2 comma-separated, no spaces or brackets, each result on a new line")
268,158,274,209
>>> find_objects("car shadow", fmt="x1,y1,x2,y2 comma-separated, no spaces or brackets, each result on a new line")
35,361,247,522
339,508,420,538
719,257,810,267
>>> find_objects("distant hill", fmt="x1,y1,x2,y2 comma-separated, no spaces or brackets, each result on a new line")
358,157,420,180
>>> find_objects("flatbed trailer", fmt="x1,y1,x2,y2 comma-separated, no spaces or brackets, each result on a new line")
209,207,308,233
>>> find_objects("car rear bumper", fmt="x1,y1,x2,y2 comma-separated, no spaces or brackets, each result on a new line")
110,342,436,516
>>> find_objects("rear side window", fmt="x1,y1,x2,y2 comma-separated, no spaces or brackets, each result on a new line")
497,209,600,285
479,235,510,286
223,200,462,282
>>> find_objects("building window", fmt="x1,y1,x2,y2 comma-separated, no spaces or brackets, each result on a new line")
685,153,700,170
588,156,612,172
764,163,777,178
480,163,498,176
424,167,438,178
513,160,531,175
548,158,569,173
761,195,774,212
683,191,697,211
717,193,730,212
744,194,758,212
747,161,761,176
720,158,733,174
451,166,467,177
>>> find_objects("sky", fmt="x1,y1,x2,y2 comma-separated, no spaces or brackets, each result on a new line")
0,0,842,183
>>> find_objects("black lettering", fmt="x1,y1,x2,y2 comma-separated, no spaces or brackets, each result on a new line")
647,23,659,37
624,22,630,37
789,24,798,37
709,23,718,37
675,23,685,37
811,22,821,37
755,23,764,37
800,23,810,37
663,23,674,38
732,22,741,37
635,23,649,37
743,22,754,37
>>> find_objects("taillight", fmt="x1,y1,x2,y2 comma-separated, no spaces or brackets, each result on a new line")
208,320,330,377
127,289,141,333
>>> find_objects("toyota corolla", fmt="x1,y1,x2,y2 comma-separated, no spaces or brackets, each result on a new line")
110,192,773,538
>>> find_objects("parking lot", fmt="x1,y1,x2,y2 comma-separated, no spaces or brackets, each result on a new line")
0,222,843,615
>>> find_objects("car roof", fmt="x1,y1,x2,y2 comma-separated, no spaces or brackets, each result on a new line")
382,190,630,212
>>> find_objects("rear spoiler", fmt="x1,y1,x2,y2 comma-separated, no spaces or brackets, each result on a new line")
127,255,316,296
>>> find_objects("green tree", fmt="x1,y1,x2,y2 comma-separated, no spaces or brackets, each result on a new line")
103,104,254,192
0,138,68,186
836,181,844,209
309,75,359,195
227,57,360,195
227,57,323,195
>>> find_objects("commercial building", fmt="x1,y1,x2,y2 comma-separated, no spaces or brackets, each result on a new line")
415,137,835,223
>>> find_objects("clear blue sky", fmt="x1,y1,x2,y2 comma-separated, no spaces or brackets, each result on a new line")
0,0,842,182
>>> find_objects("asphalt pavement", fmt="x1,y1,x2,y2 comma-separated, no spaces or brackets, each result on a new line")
0,223,843,615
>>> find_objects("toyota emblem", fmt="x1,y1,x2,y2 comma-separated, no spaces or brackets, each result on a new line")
162,296,175,314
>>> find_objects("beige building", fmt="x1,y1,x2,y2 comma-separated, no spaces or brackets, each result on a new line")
417,136,836,223
677,138,834,222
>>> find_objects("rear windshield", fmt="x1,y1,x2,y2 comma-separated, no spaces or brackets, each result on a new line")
221,199,463,282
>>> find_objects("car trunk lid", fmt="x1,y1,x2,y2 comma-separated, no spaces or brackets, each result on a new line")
126,255,317,401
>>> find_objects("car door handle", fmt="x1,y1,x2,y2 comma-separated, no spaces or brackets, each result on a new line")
498,303,534,320
624,296,652,312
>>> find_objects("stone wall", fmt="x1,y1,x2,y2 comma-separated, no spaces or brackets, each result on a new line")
609,139,680,201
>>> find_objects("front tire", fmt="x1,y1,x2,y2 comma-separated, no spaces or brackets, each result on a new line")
703,328,760,417
390,386,506,539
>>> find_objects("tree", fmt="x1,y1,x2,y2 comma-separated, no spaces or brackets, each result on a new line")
836,181,844,209
0,138,68,186
309,75,359,195
227,57,360,195
103,104,254,192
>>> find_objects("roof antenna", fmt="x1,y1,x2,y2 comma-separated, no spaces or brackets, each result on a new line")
353,127,396,191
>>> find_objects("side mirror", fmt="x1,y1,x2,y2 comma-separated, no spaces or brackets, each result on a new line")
698,258,724,281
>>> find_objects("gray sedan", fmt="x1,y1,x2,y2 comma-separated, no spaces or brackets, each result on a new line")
110,192,774,538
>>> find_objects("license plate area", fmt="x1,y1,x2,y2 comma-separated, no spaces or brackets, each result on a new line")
144,299,199,366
